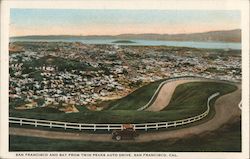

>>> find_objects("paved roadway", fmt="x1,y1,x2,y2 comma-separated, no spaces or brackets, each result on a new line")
10,82,241,143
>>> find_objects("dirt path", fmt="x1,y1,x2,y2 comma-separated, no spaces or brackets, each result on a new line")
146,79,200,111
10,127,113,142
9,84,241,143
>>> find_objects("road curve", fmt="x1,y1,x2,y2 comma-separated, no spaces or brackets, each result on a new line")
137,84,241,142
10,83,241,143
146,79,201,111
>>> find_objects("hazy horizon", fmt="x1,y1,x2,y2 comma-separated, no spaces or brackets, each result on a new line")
10,28,241,38
10,9,241,37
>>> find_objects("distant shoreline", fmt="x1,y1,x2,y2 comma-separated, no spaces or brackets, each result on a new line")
10,29,241,43
9,39,241,50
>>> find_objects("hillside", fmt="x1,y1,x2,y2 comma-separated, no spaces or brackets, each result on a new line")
11,29,241,43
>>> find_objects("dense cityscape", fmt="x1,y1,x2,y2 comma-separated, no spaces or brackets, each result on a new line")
9,42,241,112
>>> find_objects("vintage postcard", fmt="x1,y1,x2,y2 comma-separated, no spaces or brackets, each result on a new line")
0,0,249,159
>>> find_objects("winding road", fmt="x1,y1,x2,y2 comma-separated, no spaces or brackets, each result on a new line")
10,79,241,143
146,79,201,111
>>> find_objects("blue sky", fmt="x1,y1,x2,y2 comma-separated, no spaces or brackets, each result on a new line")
10,9,241,36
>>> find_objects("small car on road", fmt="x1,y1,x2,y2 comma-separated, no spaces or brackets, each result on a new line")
112,124,139,141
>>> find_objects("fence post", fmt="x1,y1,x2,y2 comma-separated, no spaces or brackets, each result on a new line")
8,92,221,132
188,118,192,123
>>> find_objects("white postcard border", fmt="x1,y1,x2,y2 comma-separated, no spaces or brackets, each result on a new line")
1,0,249,159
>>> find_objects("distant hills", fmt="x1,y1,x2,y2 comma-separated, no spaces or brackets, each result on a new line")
11,29,241,43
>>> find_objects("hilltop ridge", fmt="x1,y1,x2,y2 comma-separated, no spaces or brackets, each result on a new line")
11,29,241,43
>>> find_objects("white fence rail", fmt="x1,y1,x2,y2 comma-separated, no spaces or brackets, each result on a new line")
137,76,230,111
238,100,242,110
9,92,220,131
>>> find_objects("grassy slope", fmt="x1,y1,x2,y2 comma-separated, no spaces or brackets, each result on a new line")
108,79,164,110
9,82,236,124
163,82,235,113
9,119,241,152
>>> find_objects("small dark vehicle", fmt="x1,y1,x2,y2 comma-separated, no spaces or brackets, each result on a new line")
112,124,139,141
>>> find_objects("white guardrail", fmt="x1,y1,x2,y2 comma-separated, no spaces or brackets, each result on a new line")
9,92,220,131
238,100,242,110
137,76,231,111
